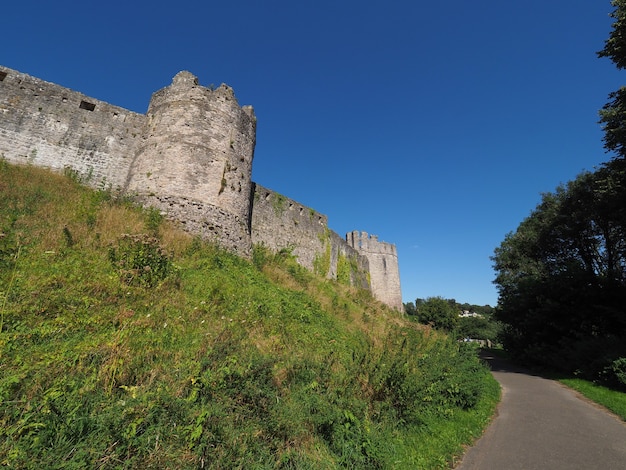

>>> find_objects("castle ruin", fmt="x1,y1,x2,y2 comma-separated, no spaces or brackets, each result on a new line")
0,65,403,310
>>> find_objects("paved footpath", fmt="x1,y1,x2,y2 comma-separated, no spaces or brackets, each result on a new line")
454,353,626,470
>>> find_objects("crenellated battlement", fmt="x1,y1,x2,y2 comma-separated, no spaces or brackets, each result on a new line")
346,231,403,311
0,65,403,310
125,70,257,255
347,231,398,256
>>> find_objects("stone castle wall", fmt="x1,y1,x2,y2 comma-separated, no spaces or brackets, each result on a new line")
0,67,144,188
347,231,403,311
251,184,370,289
251,183,329,270
126,71,257,256
0,65,402,309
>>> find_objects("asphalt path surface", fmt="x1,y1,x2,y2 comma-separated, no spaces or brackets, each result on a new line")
454,353,626,470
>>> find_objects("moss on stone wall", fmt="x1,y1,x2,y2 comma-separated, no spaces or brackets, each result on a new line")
336,254,352,285
271,193,287,216
313,228,332,277
337,253,369,287
313,243,331,277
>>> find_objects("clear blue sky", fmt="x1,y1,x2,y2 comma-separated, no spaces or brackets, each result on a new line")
3,1,622,306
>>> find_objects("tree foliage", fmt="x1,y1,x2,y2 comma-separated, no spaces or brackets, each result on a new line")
405,297,500,340
456,315,500,342
492,157,626,384
598,0,626,70
491,0,626,390
411,296,459,331
599,1,626,157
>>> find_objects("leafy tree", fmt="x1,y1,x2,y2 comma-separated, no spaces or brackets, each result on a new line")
490,1,626,386
492,168,626,376
457,315,500,342
403,301,417,316
599,1,626,158
414,296,458,331
404,298,425,316
405,297,499,341
598,0,626,70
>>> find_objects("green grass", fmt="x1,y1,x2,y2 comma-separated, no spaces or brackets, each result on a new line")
0,162,499,469
380,368,500,469
560,378,626,422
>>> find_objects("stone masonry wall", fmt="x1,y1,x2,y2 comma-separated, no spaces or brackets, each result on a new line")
251,183,328,271
347,231,403,311
126,71,257,256
0,65,402,309
251,184,370,289
0,66,144,189
126,71,256,223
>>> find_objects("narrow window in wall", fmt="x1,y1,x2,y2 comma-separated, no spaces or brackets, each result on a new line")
79,100,96,111
0,71,7,81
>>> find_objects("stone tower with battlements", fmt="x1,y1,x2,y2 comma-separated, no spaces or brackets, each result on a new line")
347,231,403,311
126,71,257,255
0,65,403,310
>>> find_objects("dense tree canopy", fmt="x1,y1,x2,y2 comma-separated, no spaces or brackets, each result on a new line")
600,1,626,157
492,1,626,388
404,297,501,341
598,0,626,70
409,296,459,331
492,166,626,375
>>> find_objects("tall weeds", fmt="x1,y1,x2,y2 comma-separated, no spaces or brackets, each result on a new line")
0,163,498,469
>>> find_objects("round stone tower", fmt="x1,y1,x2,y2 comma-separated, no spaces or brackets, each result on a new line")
126,71,257,255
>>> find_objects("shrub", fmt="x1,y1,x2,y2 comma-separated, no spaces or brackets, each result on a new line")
144,207,164,236
603,357,626,391
252,243,271,269
108,234,173,287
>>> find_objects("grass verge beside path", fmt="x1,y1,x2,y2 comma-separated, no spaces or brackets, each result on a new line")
414,372,501,469
382,366,500,469
560,378,626,422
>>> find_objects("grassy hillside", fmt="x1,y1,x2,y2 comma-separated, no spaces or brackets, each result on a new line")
0,161,499,469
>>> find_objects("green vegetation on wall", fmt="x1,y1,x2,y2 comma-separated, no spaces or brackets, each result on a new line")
313,244,331,277
313,228,331,277
271,192,287,216
336,253,351,285
337,253,365,287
